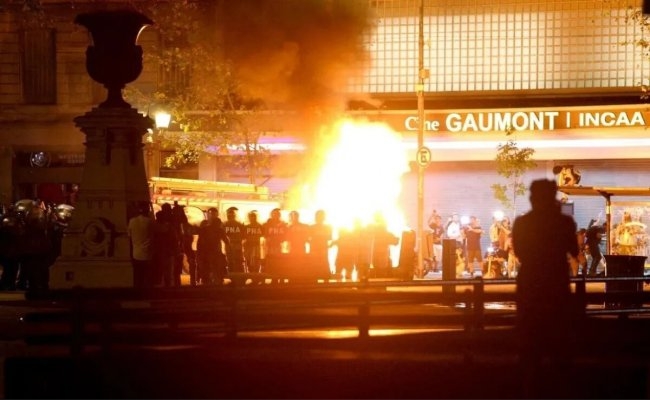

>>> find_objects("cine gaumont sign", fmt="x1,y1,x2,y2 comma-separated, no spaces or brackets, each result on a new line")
391,108,650,133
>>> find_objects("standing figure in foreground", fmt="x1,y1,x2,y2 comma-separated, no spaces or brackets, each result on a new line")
511,179,579,398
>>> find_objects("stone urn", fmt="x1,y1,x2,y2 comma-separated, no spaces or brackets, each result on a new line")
75,10,153,108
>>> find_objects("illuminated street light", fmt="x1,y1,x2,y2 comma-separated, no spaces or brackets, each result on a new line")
145,111,171,179
155,111,171,130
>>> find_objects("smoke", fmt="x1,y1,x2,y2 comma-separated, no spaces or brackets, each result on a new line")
219,0,374,116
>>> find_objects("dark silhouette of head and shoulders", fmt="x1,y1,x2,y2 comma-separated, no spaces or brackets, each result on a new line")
512,179,578,284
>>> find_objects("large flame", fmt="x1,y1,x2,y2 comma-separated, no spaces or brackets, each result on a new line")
309,119,409,232
288,118,410,274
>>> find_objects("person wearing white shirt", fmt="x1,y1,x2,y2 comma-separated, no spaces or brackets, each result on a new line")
446,213,462,244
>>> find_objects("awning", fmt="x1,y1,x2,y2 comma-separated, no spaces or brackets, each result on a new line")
558,186,650,198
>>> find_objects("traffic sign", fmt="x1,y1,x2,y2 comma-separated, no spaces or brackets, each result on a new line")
416,146,431,167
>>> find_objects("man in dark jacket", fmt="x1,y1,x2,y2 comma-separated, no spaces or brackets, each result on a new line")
512,179,579,398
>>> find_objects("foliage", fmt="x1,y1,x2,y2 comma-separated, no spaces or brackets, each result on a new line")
124,0,272,184
624,5,650,100
490,130,537,218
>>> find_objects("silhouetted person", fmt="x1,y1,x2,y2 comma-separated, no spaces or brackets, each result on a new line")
262,208,287,276
171,202,189,286
511,179,579,398
18,203,55,291
182,221,198,286
196,208,229,285
127,202,154,289
154,203,181,287
223,207,245,274
0,206,23,290
369,212,398,279
308,209,333,280
333,223,359,279
286,210,309,256
286,210,310,281
586,221,606,276
244,210,263,274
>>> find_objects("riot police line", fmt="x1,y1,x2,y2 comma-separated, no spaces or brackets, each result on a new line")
0,200,73,291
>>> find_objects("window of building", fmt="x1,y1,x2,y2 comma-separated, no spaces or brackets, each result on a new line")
158,36,191,96
14,151,84,168
351,0,648,94
21,29,56,104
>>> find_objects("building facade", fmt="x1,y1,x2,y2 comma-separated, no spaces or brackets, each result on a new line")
0,0,649,235
354,0,650,234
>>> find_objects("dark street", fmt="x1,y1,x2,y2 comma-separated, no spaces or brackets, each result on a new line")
0,279,649,399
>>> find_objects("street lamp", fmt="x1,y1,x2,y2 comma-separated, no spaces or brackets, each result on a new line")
154,111,171,131
416,0,429,278
145,110,171,179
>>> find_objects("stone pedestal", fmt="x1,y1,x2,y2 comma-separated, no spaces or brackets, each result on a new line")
50,107,152,289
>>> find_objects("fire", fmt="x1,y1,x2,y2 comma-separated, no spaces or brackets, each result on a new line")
290,118,410,274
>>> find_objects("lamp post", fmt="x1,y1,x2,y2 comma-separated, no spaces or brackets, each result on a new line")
416,0,429,277
145,110,171,179
154,111,171,132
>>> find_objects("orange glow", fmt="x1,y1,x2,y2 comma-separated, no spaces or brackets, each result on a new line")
289,118,410,273
304,118,408,230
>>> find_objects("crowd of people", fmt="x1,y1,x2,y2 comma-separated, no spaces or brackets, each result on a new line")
126,202,403,288
0,193,612,290
0,200,68,291
424,209,518,278
0,197,406,290
424,205,608,280
126,202,305,288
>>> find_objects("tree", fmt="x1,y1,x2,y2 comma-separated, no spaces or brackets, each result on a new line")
624,5,650,100
9,0,374,185
490,129,537,218
123,0,273,185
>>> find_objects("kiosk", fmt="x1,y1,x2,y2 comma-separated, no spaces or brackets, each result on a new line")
559,186,650,307
558,186,650,256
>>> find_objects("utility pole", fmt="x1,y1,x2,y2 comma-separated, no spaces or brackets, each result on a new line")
416,0,429,277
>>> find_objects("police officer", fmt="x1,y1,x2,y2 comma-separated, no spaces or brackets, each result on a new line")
244,210,263,274
262,208,288,275
223,207,245,274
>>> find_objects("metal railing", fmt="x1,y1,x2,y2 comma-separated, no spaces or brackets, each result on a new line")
18,275,650,356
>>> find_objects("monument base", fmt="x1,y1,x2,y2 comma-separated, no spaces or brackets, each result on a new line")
49,259,134,289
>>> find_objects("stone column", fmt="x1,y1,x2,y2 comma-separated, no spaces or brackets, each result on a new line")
50,108,152,288
50,10,154,288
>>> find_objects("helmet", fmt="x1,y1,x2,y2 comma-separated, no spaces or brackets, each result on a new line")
14,199,37,214
54,204,75,224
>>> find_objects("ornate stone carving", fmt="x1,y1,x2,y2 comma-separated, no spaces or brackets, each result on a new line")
74,10,153,108
80,218,114,257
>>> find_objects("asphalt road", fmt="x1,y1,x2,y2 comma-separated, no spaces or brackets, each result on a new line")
0,278,648,398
